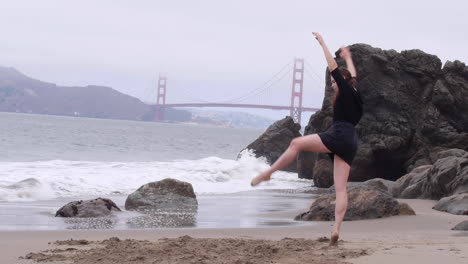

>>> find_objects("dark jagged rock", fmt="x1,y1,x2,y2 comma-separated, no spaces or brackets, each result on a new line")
55,198,121,218
294,186,412,221
125,178,197,212
393,165,432,198
393,149,468,200
297,44,468,187
452,220,468,231
240,116,301,172
432,193,468,215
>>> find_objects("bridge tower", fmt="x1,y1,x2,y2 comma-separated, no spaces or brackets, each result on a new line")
155,74,167,121
290,58,304,124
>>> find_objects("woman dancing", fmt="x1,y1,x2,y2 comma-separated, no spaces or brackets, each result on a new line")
251,32,363,246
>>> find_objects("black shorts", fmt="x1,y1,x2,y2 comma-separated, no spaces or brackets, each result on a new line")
318,121,358,166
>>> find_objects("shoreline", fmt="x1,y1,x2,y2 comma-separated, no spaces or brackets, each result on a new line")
2,199,467,263
0,189,316,231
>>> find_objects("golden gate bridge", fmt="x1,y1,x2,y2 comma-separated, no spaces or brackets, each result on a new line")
151,58,322,124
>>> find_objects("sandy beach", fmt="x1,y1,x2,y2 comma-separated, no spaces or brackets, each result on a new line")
1,199,466,264
1,1,468,262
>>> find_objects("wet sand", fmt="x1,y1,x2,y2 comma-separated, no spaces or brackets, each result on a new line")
0,189,316,230
2,199,468,264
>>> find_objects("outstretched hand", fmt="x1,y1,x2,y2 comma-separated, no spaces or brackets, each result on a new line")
340,46,352,60
313,32,338,71
312,32,324,46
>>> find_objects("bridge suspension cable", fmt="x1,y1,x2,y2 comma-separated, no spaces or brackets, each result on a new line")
151,58,324,124
304,59,326,85
168,78,215,103
304,59,323,86
161,60,295,105
231,67,292,104
219,60,293,104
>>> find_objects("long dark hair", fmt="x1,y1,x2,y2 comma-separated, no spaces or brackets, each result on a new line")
332,67,356,107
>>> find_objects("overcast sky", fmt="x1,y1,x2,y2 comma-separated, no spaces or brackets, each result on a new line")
0,0,466,124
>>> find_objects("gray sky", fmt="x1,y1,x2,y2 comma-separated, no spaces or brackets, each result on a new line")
1,0,466,125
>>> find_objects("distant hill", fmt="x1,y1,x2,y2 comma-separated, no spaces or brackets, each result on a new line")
0,66,277,128
0,66,190,122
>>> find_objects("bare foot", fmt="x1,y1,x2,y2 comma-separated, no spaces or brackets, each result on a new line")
250,171,271,187
329,232,339,247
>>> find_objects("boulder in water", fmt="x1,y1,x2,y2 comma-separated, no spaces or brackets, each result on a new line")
125,178,198,212
55,198,121,218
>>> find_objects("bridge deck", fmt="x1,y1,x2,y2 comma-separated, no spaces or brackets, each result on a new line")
153,103,319,112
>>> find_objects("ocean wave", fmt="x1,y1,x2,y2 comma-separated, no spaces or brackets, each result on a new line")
0,150,312,202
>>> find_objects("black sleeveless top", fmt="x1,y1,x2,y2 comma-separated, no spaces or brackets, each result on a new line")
330,68,363,126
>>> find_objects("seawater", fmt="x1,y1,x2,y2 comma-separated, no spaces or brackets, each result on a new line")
0,112,315,229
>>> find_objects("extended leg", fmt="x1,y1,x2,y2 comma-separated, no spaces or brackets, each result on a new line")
251,134,331,186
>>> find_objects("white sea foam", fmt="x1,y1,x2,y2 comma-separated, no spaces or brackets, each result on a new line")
0,150,313,202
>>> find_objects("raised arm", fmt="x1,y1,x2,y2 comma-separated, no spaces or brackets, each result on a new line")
340,46,357,78
312,32,338,72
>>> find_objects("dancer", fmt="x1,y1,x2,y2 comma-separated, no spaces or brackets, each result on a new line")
251,32,363,246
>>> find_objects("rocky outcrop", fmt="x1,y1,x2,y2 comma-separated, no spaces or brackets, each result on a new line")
452,220,468,231
391,165,432,198
297,44,468,187
55,198,121,218
294,186,414,221
241,116,301,172
125,178,197,212
305,149,468,217
393,149,468,199
432,193,468,215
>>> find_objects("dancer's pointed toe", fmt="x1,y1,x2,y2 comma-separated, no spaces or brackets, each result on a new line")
250,172,271,187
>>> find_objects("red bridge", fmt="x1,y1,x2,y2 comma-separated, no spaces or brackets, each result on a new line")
153,58,322,124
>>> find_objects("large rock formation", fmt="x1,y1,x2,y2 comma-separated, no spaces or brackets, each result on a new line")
325,149,468,216
298,44,468,187
241,116,301,172
393,149,468,199
125,178,198,212
55,198,121,218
